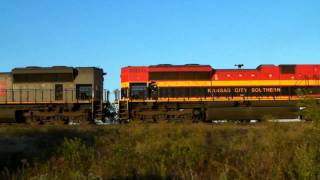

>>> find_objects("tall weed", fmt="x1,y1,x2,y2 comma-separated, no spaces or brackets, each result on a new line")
1,123,320,179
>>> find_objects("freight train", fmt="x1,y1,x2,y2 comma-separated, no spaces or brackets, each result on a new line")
119,64,320,122
0,66,106,124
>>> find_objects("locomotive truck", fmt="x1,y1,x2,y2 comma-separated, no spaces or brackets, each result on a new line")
0,66,106,124
119,64,320,122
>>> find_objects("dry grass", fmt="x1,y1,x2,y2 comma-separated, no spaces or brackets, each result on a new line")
1,122,320,179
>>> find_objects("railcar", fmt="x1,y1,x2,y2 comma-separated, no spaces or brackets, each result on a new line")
0,66,106,124
119,64,320,122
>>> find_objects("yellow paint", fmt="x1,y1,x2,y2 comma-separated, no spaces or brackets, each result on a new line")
121,82,130,88
120,96,301,102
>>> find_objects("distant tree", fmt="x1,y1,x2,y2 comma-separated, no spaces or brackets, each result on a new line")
113,89,120,101
107,90,110,102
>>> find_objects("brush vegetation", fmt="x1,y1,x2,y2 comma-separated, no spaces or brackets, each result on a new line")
297,89,320,127
0,121,320,180
1,96,319,179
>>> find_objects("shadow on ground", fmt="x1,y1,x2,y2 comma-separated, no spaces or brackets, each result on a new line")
0,126,95,171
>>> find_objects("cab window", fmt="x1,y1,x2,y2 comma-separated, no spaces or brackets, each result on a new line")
130,83,147,99
76,84,92,100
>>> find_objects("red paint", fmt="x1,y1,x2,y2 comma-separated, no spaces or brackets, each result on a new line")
121,64,320,83
149,65,212,72
0,80,7,96
121,66,149,82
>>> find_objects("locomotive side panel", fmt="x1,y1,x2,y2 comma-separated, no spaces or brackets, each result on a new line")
11,67,76,103
11,82,75,103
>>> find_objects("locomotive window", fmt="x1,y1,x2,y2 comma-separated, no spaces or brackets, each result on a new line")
130,83,147,99
55,84,63,101
76,84,92,100
280,65,296,74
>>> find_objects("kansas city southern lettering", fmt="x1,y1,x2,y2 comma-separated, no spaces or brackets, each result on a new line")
208,87,281,94
251,87,281,93
208,88,231,93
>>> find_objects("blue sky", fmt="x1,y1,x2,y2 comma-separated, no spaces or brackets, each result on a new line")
1,0,320,91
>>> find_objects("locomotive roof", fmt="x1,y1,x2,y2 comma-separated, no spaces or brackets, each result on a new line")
149,64,211,67
124,64,319,71
12,66,103,74
12,66,74,74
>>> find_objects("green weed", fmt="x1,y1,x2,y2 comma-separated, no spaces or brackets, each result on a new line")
1,122,320,179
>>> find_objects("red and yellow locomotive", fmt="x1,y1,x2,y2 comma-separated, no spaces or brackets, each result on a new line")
119,64,320,122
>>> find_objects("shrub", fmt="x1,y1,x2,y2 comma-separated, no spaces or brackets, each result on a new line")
1,123,320,179
297,89,320,127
